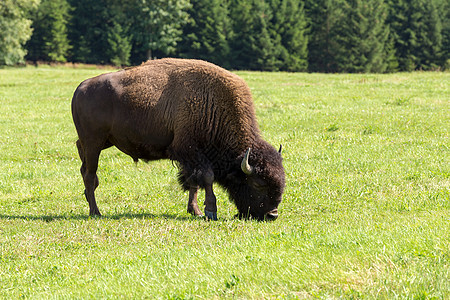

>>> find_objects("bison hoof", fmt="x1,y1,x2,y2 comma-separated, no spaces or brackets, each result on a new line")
204,210,218,221
187,207,203,218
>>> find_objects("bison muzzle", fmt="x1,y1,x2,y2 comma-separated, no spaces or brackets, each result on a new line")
71,58,285,221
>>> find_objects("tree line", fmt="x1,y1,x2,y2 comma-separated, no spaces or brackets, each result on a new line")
1,0,449,72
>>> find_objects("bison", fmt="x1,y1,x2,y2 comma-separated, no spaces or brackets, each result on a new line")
71,58,285,221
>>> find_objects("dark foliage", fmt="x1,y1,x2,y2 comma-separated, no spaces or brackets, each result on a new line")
13,0,449,71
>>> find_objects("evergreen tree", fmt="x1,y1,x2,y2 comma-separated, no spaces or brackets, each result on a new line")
229,0,278,70
0,0,40,65
106,21,132,66
178,0,232,68
386,0,416,71
305,0,346,72
334,0,390,73
267,0,309,71
68,0,109,63
26,0,71,63
68,0,132,65
416,0,443,70
387,0,443,71
383,31,399,72
102,0,133,66
440,0,450,69
127,0,191,63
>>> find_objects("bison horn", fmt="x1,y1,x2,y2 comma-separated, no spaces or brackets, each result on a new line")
278,144,283,154
241,148,253,175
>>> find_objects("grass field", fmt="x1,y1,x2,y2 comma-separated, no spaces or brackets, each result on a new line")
0,65,449,299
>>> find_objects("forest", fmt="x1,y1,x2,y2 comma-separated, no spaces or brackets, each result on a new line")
1,0,449,72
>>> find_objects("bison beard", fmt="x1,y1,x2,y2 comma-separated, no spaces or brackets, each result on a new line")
71,58,285,221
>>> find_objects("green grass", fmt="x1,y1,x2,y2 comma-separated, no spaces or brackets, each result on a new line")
0,65,449,299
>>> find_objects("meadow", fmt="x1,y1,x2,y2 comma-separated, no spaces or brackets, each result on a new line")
0,65,448,299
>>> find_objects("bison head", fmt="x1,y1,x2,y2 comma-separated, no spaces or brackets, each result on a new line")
223,143,285,221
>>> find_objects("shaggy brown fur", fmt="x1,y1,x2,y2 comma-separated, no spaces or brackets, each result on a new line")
72,58,285,220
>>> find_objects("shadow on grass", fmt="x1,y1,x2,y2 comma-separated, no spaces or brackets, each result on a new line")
0,213,200,222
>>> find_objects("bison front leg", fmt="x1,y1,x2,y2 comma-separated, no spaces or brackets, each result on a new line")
204,184,218,221
187,186,203,217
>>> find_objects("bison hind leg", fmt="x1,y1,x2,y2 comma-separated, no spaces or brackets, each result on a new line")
76,139,102,216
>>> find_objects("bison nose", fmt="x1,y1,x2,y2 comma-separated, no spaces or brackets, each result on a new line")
265,209,278,221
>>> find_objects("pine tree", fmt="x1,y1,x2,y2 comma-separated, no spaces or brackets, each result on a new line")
229,0,278,70
386,0,415,71
415,0,443,70
68,0,109,63
127,0,191,63
68,0,132,65
178,0,231,68
440,0,450,69
387,0,443,71
384,32,399,72
267,0,309,71
106,21,132,66
334,0,390,73
26,0,71,63
305,0,346,72
0,0,40,65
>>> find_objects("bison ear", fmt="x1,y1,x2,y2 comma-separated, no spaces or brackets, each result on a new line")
278,145,283,154
241,148,254,175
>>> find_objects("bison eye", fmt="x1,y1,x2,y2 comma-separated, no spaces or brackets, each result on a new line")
252,178,268,189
